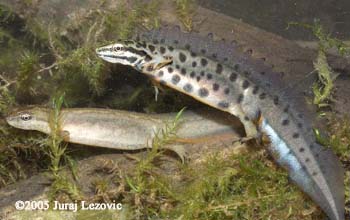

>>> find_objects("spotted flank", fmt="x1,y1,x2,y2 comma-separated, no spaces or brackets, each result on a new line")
96,32,344,220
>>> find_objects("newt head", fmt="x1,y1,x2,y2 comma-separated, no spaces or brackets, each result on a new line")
96,40,173,74
6,107,50,132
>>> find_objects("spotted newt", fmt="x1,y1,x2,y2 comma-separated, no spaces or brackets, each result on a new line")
95,28,344,220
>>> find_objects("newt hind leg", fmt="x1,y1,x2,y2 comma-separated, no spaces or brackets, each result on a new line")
228,105,262,144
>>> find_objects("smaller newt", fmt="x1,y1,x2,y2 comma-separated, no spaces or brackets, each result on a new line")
6,107,241,160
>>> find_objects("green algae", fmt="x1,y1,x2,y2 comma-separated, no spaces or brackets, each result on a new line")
175,0,196,31
288,20,350,108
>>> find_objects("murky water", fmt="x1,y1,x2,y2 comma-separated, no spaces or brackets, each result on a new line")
199,0,350,40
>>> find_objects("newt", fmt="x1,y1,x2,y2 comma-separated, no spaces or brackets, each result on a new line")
6,107,241,161
95,28,345,220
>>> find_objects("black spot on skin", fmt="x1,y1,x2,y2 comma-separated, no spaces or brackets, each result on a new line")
183,83,193,93
298,113,303,119
259,93,266,100
181,68,187,75
283,105,289,113
315,153,319,158
234,64,239,71
229,73,237,82
201,49,206,54
246,49,253,55
306,158,310,162
174,40,179,44
218,101,229,108
198,88,209,97
201,58,208,66
207,73,213,80
212,53,217,58
224,88,230,94
237,94,244,103
192,61,197,68
175,65,180,69
297,123,303,128
213,83,220,91
158,71,164,77
282,119,289,126
260,71,265,75
145,56,152,62
196,76,201,82
216,64,223,74
168,46,174,51
179,52,187,63
244,116,250,121
299,148,305,152
160,38,165,43
185,44,190,50
273,96,279,105
160,80,166,85
252,86,259,94
190,52,196,57
190,71,196,78
168,67,174,73
160,47,166,54
152,39,159,44
292,133,300,138
148,45,155,52
242,80,250,89
171,75,181,85
200,71,205,76
312,172,317,176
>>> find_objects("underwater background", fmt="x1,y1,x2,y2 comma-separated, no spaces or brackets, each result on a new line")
0,0,349,219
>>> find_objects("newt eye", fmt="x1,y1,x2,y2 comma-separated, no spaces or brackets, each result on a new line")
20,113,32,121
114,46,122,51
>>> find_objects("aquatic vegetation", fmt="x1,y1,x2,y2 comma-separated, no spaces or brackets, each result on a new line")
0,5,15,23
288,20,350,107
0,0,166,189
46,95,67,176
115,150,318,219
95,0,161,40
42,94,81,201
0,2,348,219
312,50,336,107
56,46,107,97
16,51,41,97
175,0,196,31
125,109,184,217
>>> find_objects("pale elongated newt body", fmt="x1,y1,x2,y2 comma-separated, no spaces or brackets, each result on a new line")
6,107,240,150
95,35,344,220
